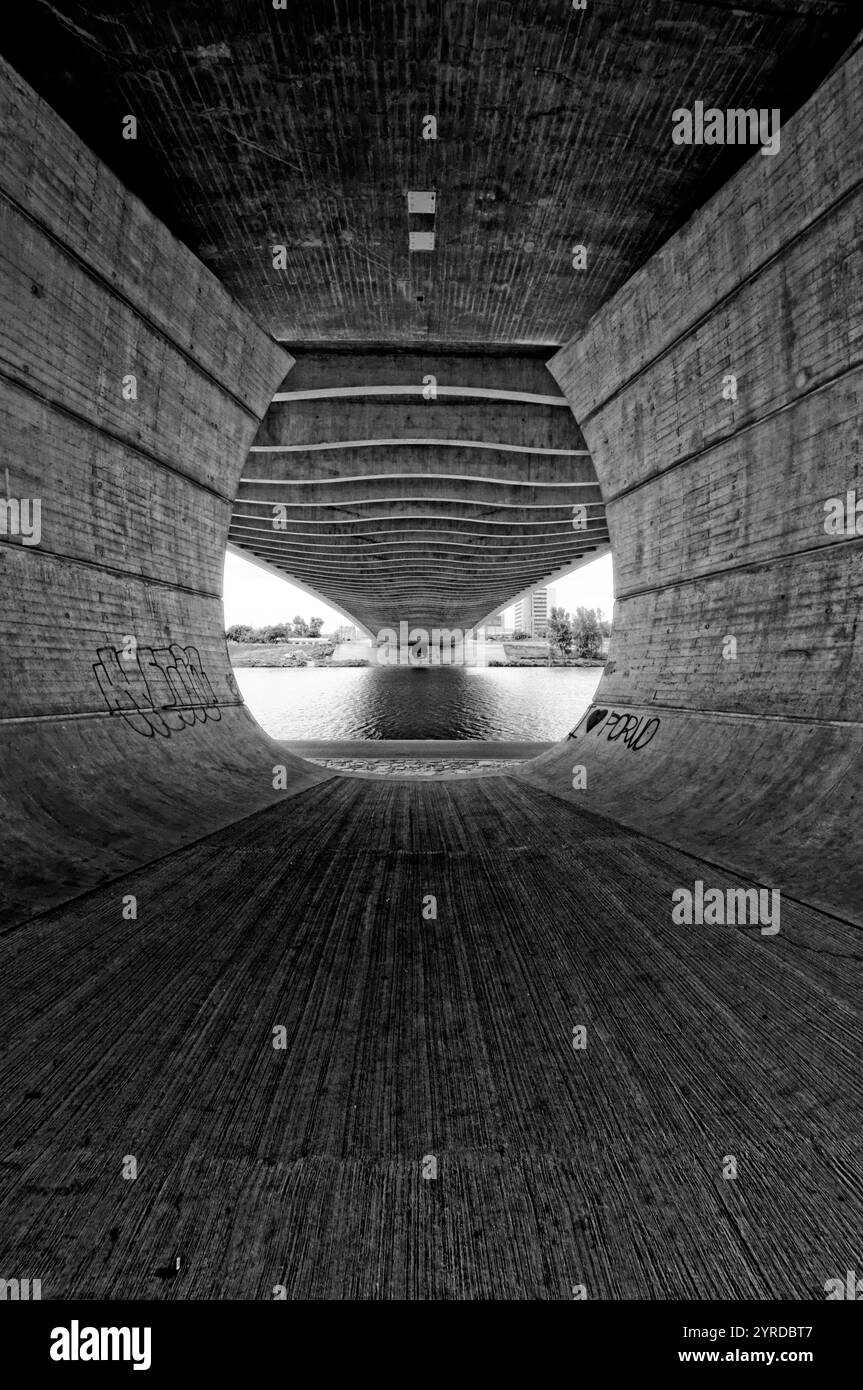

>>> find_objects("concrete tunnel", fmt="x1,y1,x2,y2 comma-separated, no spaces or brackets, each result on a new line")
0,3,861,1301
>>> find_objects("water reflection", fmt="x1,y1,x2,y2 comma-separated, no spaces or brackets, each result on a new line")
234,665,603,741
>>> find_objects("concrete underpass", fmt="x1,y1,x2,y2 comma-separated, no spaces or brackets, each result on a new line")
0,3,861,1302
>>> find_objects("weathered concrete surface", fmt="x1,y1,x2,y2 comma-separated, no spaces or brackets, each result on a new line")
521,45,863,924
3,0,858,345
0,775,859,1298
0,58,333,928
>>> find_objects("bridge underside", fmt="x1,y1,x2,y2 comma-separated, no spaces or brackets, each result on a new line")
230,349,609,635
1,1,861,1303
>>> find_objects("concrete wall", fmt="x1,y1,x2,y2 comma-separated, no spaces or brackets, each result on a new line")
522,46,863,923
0,58,329,928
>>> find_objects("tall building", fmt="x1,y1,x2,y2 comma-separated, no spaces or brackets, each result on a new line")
514,588,550,637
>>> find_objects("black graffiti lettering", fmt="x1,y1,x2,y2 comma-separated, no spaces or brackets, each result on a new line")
94,643,223,737
631,716,660,750
579,707,662,753
137,646,192,733
93,646,156,738
178,644,221,723
620,714,642,746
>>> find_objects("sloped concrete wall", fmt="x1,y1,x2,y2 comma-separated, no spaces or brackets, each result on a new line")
0,59,329,928
522,47,863,922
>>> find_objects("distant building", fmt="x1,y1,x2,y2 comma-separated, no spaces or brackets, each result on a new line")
513,588,550,637
482,612,505,637
336,624,361,642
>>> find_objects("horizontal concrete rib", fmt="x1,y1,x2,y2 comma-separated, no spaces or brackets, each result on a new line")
232,509,608,530
240,472,599,490
246,545,594,571
253,398,583,451
249,439,589,456
229,523,603,553
274,352,567,394
230,547,604,574
235,486,604,512
273,385,571,405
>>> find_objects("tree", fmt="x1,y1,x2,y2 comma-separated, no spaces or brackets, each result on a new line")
547,606,574,657
292,614,308,637
307,615,324,638
226,624,253,643
571,606,603,659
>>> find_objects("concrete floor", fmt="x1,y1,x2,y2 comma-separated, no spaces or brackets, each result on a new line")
1,771,859,1299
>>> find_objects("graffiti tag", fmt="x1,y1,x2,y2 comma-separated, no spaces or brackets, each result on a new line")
569,706,660,751
94,643,222,738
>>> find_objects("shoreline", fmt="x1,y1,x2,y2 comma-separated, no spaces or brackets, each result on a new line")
227,641,606,670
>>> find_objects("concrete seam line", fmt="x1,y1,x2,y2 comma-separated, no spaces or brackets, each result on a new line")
615,528,863,600
0,184,276,422
0,770,340,938
0,701,245,726
607,356,863,506
579,698,863,730
0,535,224,600
518,777,863,932
578,174,863,424
0,365,236,506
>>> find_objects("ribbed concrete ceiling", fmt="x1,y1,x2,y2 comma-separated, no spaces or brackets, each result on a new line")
230,349,608,633
4,0,858,344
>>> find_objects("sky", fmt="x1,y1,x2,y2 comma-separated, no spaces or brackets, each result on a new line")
223,547,615,633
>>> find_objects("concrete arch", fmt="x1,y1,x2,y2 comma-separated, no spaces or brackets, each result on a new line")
3,47,859,930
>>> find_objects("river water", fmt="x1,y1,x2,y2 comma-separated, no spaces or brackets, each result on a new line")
234,664,603,741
